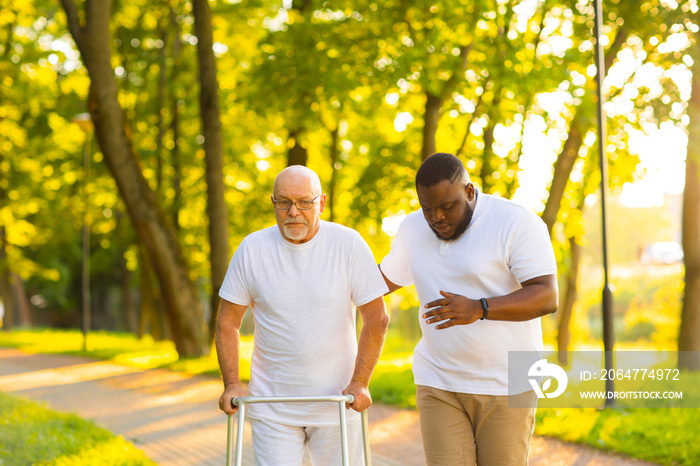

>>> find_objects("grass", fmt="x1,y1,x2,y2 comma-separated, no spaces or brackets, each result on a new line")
0,391,154,466
368,332,416,408
2,328,700,465
535,407,700,466
0,328,239,377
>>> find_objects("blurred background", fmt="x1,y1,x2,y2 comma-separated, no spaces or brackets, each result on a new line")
0,0,697,365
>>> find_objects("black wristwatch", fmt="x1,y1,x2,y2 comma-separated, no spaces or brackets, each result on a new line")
479,298,489,320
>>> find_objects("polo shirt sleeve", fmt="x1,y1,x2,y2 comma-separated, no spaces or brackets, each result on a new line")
507,211,558,283
379,216,415,287
219,239,253,306
349,234,390,307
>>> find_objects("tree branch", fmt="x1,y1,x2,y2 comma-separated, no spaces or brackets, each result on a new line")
59,0,83,50
604,24,628,72
440,43,472,100
455,78,487,158
2,17,15,59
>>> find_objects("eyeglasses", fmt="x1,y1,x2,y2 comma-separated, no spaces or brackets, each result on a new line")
272,194,321,211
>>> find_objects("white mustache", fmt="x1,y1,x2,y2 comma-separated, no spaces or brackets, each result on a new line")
284,218,308,225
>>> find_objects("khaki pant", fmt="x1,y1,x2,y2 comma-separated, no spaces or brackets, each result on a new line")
416,385,536,466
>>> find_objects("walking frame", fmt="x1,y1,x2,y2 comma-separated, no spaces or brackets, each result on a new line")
226,394,372,466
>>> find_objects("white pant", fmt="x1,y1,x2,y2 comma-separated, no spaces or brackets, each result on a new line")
250,417,364,466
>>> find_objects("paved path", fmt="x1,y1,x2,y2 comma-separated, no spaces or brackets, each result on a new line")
0,348,658,465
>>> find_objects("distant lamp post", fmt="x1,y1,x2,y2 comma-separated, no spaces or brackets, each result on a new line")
593,0,615,406
72,112,93,351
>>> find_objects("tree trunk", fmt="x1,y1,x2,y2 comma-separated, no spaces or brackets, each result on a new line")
480,87,501,193
541,119,583,233
679,47,700,369
557,235,582,366
121,258,137,334
679,154,700,369
329,125,340,223
422,93,441,161
12,274,32,327
420,44,471,162
60,0,208,357
171,103,182,230
119,248,137,334
0,149,15,330
109,209,137,333
0,226,15,330
170,6,183,231
288,128,308,166
193,0,230,342
155,18,168,192
138,246,166,341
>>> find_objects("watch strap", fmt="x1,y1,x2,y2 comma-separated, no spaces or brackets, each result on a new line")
479,298,489,320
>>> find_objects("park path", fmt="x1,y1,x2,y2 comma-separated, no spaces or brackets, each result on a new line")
0,347,659,466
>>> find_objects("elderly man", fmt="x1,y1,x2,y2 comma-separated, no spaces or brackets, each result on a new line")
216,165,389,466
380,153,558,466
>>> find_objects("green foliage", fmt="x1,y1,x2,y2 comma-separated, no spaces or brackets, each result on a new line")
0,391,154,466
369,364,416,408
583,198,679,266
572,265,683,349
368,336,416,408
1,1,693,353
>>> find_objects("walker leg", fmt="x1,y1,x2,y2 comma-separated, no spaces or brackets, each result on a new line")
339,401,350,466
235,404,246,466
361,410,371,466
226,414,235,466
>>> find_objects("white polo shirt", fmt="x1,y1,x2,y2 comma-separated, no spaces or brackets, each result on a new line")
380,191,557,395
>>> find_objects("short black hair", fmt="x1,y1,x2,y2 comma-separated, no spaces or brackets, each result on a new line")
416,152,468,188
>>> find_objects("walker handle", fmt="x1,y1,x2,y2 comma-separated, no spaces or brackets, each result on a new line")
232,394,355,406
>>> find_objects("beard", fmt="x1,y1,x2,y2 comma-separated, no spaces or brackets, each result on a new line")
429,204,473,242
282,217,309,240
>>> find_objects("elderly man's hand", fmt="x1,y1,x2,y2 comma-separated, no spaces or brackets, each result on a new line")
342,381,372,412
219,383,246,415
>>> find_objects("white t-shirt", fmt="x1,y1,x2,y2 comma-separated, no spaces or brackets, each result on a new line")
219,220,388,426
380,191,557,395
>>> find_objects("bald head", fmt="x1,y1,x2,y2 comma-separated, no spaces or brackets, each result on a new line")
273,165,322,197
271,165,325,244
